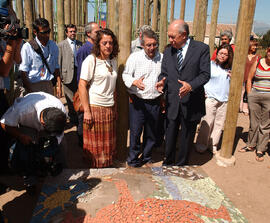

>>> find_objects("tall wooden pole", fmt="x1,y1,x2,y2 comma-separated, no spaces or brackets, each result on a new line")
209,0,219,56
71,0,75,24
136,0,140,30
32,0,37,20
117,0,132,160
16,0,24,27
194,0,208,42
114,0,120,38
44,0,54,40
170,0,175,23
38,0,44,18
152,0,158,31
24,0,34,40
235,0,243,41
218,0,256,166
145,0,150,25
107,0,115,30
139,0,144,27
159,0,168,51
75,0,78,26
81,0,85,26
192,0,200,36
64,0,71,25
85,0,88,24
57,0,65,42
179,0,186,20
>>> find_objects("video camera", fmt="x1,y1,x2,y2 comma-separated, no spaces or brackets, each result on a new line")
0,0,28,39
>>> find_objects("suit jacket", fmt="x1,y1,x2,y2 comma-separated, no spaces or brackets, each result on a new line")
159,39,210,121
58,38,82,84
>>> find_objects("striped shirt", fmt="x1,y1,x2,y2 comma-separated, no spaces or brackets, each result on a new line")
122,49,163,99
253,60,270,93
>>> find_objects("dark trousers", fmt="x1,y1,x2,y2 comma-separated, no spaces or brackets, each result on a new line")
63,68,78,124
127,96,160,166
0,90,10,171
163,107,198,166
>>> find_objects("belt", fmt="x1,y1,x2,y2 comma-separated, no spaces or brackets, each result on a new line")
129,94,160,104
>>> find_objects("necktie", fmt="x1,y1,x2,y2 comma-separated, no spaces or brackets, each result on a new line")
177,48,183,71
71,41,78,67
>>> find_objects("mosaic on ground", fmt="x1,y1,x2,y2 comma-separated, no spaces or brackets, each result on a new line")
31,166,247,223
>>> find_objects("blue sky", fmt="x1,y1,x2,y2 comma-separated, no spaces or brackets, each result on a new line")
88,0,270,25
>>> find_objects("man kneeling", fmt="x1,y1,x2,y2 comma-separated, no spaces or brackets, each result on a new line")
0,92,67,194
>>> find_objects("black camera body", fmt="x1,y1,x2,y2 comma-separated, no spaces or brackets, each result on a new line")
7,26,29,39
11,136,63,178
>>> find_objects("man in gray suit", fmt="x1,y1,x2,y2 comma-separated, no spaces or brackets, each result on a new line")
58,24,82,124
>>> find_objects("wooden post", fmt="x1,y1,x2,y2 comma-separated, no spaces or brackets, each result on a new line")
194,0,208,42
44,0,54,40
107,0,115,30
209,0,219,56
117,0,132,160
217,0,256,166
235,0,243,41
16,0,24,27
85,0,88,24
179,0,186,20
71,0,75,24
136,0,140,30
170,0,175,23
75,0,78,26
32,0,37,20
38,0,44,18
64,0,71,25
81,0,85,26
24,0,34,40
192,0,200,36
145,0,150,25
152,0,158,31
159,0,168,51
139,0,144,27
114,0,120,39
57,0,65,42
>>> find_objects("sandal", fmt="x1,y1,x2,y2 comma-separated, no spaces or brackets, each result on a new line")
255,151,264,162
238,146,255,153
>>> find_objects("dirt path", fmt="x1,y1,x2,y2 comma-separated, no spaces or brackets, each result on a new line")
0,112,269,223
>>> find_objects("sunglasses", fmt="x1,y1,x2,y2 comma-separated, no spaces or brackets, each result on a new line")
39,29,51,35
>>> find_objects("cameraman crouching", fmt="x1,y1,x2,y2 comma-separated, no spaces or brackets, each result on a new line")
0,91,67,194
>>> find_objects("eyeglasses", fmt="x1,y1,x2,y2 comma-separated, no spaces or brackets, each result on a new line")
145,43,158,47
218,52,228,57
39,29,51,35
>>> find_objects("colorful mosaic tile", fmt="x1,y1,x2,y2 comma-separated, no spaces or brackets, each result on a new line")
31,167,248,223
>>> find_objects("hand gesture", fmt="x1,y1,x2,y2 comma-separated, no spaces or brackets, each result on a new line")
178,80,192,98
156,77,166,93
133,76,145,90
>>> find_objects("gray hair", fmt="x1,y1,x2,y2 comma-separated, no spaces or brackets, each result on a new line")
141,29,159,45
177,22,190,37
84,22,97,36
138,25,152,35
220,30,233,40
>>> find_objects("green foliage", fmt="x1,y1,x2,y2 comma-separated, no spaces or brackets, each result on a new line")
259,29,270,48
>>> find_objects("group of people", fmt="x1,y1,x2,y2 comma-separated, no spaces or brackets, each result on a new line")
0,15,269,181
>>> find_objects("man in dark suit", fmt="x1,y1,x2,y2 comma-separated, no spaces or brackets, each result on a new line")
58,24,82,124
156,20,210,166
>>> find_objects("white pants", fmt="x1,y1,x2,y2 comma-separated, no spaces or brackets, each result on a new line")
196,97,228,148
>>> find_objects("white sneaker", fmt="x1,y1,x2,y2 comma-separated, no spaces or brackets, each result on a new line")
195,143,208,153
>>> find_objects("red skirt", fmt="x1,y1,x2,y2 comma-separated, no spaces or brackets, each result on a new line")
83,105,116,168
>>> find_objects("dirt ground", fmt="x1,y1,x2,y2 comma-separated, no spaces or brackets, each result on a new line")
0,112,269,223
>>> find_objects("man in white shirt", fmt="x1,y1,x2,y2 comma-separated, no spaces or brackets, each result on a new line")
123,29,163,167
58,24,82,125
0,92,67,145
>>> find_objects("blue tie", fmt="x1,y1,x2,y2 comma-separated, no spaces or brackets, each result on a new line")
177,48,183,71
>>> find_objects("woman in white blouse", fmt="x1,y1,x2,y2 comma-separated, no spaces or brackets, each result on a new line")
78,29,119,168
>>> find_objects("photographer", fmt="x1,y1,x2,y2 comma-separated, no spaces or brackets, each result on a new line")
0,2,22,175
0,92,67,193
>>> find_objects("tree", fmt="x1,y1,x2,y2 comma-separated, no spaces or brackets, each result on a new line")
259,30,270,49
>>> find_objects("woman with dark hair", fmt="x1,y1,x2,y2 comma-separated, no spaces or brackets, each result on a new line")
195,44,234,154
78,28,119,168
240,47,270,162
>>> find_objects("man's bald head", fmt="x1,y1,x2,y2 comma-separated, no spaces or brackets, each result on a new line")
168,20,189,49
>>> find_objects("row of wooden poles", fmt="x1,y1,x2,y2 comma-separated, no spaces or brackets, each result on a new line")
16,0,88,41
14,0,256,164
